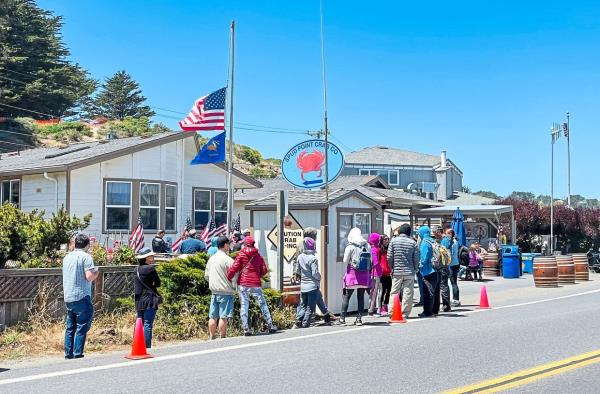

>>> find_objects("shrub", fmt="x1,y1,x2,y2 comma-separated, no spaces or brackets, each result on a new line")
36,121,92,142
98,117,170,139
237,145,262,165
111,246,136,266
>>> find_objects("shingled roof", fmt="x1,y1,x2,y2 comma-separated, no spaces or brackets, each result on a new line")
345,146,441,167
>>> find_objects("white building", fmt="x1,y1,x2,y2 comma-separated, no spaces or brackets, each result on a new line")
0,132,261,245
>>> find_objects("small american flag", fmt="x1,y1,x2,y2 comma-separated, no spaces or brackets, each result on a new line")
233,213,241,233
128,215,145,253
179,88,226,132
563,122,569,139
171,216,192,252
200,214,227,243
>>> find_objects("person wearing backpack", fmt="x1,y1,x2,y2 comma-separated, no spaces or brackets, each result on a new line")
437,227,456,312
418,226,441,317
367,233,383,316
227,237,278,336
339,228,371,326
443,228,461,306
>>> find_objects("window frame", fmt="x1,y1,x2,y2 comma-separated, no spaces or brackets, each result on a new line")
139,182,161,232
336,208,375,261
214,190,228,228
164,184,177,232
193,189,212,230
105,180,133,232
357,168,399,186
0,179,21,207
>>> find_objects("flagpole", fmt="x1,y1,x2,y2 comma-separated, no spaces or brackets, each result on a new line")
566,112,571,207
319,0,329,203
550,125,554,254
227,20,235,233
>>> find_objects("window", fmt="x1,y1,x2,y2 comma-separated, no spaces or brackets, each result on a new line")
140,183,160,231
193,189,210,230
338,212,372,257
0,179,20,207
214,191,228,227
358,168,399,185
106,182,131,230
165,185,177,231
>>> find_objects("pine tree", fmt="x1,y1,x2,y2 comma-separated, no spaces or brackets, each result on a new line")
0,0,96,118
83,71,155,120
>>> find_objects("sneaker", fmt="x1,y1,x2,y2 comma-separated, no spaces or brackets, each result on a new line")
418,313,433,318
244,330,252,336
443,306,451,313
414,302,423,307
292,322,302,330
336,318,347,326
452,300,461,307
326,312,338,321
354,317,363,326
269,325,279,333
368,311,374,317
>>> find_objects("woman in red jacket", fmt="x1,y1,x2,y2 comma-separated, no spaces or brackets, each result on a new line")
379,235,392,316
227,237,278,336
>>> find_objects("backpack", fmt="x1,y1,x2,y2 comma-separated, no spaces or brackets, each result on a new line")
459,246,470,266
426,239,450,271
351,244,372,272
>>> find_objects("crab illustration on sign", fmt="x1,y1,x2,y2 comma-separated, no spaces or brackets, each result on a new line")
297,150,325,181
281,139,345,189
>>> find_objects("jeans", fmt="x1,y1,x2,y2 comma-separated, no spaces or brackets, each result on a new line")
64,296,94,358
449,265,460,301
298,289,319,327
380,275,392,306
368,276,382,313
417,272,425,304
238,286,273,331
296,290,328,323
440,268,451,309
390,275,415,317
422,272,440,316
137,308,157,349
341,288,366,319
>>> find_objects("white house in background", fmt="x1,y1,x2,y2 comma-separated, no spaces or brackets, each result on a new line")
0,132,261,245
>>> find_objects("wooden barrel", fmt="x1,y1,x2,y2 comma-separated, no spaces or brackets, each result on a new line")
533,256,558,288
282,284,301,307
555,255,575,284
483,253,500,277
572,253,590,281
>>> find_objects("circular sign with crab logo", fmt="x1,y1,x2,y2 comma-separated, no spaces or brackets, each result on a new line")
281,139,345,189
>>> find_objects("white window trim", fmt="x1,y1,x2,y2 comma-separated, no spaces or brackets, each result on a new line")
165,184,177,231
193,189,211,228
105,181,132,232
1,179,20,206
140,182,161,231
358,168,399,185
353,212,372,233
214,190,228,226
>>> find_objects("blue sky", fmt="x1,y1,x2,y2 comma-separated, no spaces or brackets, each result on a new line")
40,0,600,198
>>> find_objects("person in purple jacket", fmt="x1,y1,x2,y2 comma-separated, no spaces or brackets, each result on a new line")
367,233,382,316
338,228,371,326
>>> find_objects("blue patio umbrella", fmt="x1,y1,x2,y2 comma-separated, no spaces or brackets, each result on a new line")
451,207,466,247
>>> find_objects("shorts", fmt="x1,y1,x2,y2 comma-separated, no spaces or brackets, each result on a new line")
209,294,234,319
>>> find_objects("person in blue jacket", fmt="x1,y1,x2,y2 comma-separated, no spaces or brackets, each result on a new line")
418,226,440,317
207,236,219,257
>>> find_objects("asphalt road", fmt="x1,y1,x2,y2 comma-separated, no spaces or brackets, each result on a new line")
2,274,600,394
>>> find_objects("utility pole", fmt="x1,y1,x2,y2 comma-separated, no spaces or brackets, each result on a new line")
307,129,329,139
566,112,571,208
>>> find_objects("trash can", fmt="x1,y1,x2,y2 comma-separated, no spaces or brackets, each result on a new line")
502,245,520,279
522,253,535,274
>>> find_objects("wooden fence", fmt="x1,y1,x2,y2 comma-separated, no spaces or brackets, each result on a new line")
0,266,136,330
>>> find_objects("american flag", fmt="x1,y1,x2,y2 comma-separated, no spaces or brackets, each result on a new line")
171,216,192,253
128,215,145,253
179,88,227,132
563,122,569,139
200,214,227,243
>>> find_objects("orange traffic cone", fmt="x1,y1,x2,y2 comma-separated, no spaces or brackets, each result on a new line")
477,285,491,309
389,294,407,324
125,318,153,360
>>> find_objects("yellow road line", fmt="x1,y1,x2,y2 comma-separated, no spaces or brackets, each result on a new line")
443,348,600,393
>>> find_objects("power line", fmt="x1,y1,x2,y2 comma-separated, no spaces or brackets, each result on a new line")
235,126,306,135
0,102,55,118
0,128,38,138
0,75,28,85
234,122,307,132
0,139,36,148
3,68,38,80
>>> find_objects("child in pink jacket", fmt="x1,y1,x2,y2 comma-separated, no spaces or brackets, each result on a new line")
368,233,382,315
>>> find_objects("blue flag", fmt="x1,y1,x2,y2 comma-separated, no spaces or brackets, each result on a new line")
190,132,226,165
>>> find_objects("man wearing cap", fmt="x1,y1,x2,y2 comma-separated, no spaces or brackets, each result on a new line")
205,236,236,339
179,229,207,254
227,236,278,336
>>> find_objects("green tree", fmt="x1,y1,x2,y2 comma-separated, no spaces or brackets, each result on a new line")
83,70,154,120
474,190,500,199
508,191,536,201
571,194,586,205
237,145,263,165
537,194,552,206
586,199,600,208
0,0,96,118
99,117,170,138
